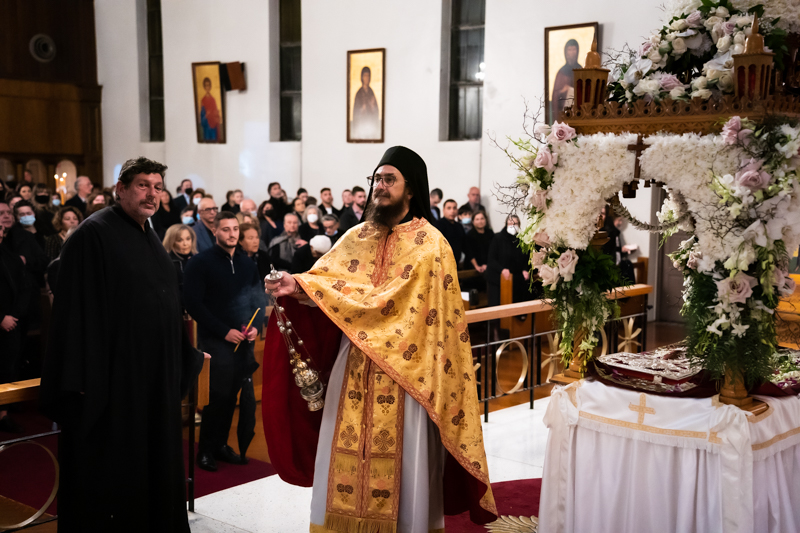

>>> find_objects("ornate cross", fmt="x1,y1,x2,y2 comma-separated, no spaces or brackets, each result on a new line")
627,134,647,182
628,393,655,424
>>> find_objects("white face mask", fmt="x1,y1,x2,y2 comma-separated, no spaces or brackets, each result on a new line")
192,197,201,206
507,225,519,236
250,210,258,219
307,214,319,224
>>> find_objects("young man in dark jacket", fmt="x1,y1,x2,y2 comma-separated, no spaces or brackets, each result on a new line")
183,211,266,471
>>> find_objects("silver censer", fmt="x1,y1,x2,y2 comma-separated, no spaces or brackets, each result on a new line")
266,266,325,411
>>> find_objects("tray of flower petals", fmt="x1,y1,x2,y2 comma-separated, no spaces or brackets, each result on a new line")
594,343,705,395
755,350,800,397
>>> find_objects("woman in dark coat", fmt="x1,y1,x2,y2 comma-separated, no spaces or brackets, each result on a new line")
485,215,534,307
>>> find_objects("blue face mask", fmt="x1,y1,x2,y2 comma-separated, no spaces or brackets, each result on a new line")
52,199,61,207
461,217,472,225
19,214,36,226
195,213,201,221
182,216,195,225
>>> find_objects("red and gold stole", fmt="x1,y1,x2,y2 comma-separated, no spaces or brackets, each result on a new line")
324,345,405,533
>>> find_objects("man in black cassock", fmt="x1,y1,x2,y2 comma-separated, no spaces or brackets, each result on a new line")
40,157,204,533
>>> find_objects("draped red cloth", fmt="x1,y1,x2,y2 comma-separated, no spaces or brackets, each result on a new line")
261,297,496,524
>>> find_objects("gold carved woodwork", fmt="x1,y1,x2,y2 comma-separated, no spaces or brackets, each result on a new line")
733,14,775,100
573,38,610,109
561,93,800,136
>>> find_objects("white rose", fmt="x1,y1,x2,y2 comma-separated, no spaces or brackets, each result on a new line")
671,38,688,56
718,71,734,92
733,31,746,45
717,35,732,53
704,16,723,31
691,76,708,90
716,6,729,17
706,69,723,81
666,32,677,42
647,47,663,64
670,86,687,99
534,123,551,137
633,78,661,97
539,264,560,289
692,88,712,99
670,19,689,31
731,43,744,55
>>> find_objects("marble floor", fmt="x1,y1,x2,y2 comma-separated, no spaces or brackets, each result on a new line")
189,396,552,532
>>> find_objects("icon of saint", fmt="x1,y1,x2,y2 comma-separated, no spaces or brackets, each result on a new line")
352,66,381,140
200,77,221,141
550,39,582,123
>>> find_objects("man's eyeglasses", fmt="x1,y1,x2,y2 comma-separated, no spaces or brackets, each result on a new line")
366,174,401,188
200,207,219,213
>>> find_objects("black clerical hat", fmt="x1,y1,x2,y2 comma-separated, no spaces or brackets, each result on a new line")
368,146,433,223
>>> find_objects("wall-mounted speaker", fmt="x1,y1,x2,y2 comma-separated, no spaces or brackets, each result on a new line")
29,34,57,63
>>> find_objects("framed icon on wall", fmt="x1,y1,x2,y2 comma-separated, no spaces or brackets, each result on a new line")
192,61,226,144
544,23,599,124
347,48,385,143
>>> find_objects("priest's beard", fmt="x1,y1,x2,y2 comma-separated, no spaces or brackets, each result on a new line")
364,193,410,229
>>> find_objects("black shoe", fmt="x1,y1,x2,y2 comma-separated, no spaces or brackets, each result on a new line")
0,416,22,433
196,451,217,472
214,444,246,465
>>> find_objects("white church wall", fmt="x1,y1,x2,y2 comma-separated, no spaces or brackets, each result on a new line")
301,0,482,212
97,0,668,317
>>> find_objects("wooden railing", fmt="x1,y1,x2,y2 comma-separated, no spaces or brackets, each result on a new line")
465,284,653,421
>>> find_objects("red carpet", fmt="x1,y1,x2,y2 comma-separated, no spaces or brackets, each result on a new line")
445,478,542,532
182,440,278,499
0,403,277,516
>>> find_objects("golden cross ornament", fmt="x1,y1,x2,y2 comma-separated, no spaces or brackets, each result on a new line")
628,393,655,424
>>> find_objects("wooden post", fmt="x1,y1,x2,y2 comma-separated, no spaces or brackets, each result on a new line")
719,367,769,414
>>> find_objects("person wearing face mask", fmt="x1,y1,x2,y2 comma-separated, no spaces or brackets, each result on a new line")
458,205,474,231
299,204,324,242
173,179,193,212
485,215,534,308
257,200,279,247
51,194,62,208
240,198,259,221
14,200,46,251
31,185,57,236
44,207,83,261
191,188,207,208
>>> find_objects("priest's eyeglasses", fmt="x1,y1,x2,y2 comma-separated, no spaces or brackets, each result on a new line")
366,174,399,188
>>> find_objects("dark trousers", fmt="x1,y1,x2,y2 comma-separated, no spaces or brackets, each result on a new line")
0,328,22,385
197,335,258,457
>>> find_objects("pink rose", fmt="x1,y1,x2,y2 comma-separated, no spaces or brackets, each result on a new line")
546,122,577,144
639,42,652,56
556,249,579,281
722,20,736,35
722,116,741,145
534,147,558,172
533,231,551,247
538,264,560,288
734,158,770,190
658,73,684,91
686,11,703,27
716,272,756,304
529,189,548,211
687,250,702,270
531,249,547,267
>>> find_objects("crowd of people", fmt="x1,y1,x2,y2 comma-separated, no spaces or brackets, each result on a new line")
0,169,538,433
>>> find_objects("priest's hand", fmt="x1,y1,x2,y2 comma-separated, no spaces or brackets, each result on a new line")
225,329,247,344
265,270,296,298
502,268,511,281
203,352,211,359
522,270,530,281
1,315,18,332
246,327,258,341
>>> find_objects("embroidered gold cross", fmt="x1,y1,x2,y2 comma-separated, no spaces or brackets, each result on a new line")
629,393,655,424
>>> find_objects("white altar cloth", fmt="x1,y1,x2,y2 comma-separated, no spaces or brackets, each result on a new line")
539,379,800,533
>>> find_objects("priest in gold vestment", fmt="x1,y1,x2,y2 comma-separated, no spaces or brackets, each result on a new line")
263,146,497,533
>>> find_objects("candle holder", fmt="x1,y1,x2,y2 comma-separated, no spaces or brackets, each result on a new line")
266,266,325,411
